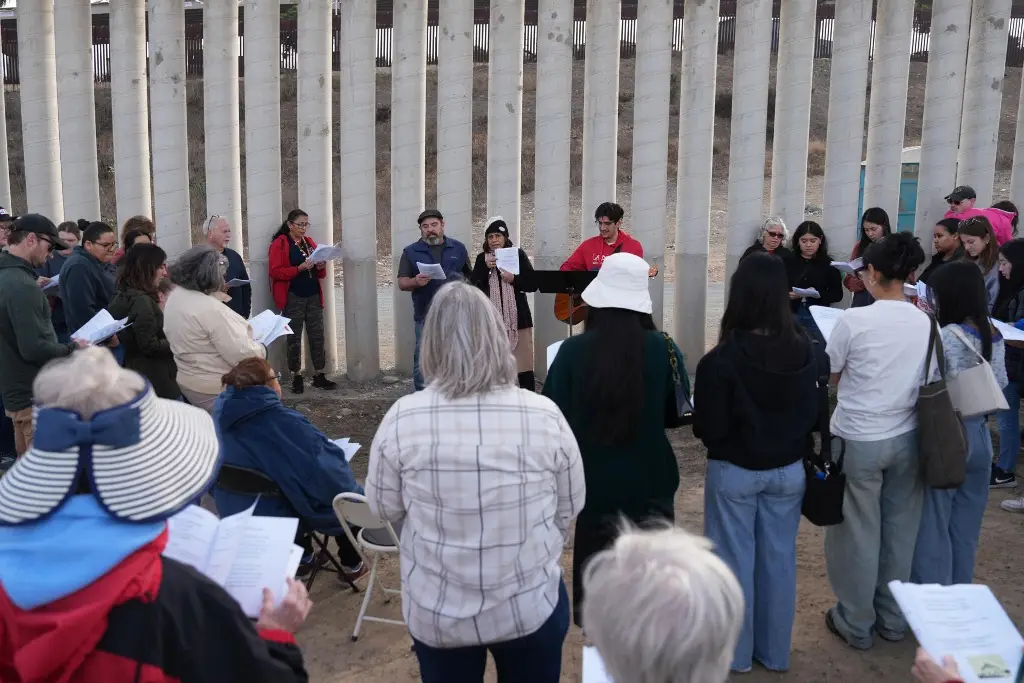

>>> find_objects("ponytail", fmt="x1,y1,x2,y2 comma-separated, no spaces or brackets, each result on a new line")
272,209,308,244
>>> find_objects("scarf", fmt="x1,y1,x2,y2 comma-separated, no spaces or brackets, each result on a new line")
488,266,519,351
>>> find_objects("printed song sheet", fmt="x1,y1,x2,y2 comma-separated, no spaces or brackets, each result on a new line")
416,262,447,280
889,581,1023,683
494,247,521,275
72,310,131,345
830,258,863,275
308,242,343,263
792,287,820,299
249,310,293,346
809,306,843,344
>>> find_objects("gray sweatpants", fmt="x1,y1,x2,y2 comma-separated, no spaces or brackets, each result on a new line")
824,429,923,645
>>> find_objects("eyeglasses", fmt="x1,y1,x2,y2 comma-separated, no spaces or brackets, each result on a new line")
38,236,56,253
948,199,961,206
204,214,225,232
291,221,310,229
93,239,118,251
766,231,784,239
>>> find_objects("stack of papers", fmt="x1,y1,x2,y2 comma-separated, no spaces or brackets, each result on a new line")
808,305,843,344
72,310,131,345
164,502,303,618
830,258,863,275
308,242,343,263
890,580,1023,683
991,318,1024,343
331,437,362,462
792,287,820,298
249,310,293,346
494,247,520,275
582,647,613,683
40,275,59,291
903,281,929,299
225,278,251,288
416,262,447,280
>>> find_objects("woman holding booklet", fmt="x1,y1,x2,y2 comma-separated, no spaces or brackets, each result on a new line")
0,347,312,681
268,209,336,394
843,207,892,308
785,221,843,345
824,232,931,651
214,358,369,580
164,245,266,412
912,261,1005,585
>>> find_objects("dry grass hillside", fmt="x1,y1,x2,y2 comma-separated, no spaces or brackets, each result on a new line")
3,57,1021,252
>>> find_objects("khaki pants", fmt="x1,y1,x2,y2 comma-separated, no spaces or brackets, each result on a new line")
5,407,33,455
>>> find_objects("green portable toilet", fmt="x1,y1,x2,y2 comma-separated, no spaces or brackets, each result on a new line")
857,146,920,235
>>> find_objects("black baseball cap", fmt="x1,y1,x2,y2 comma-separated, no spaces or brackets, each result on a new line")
0,206,18,222
417,209,444,224
945,185,977,203
11,214,69,250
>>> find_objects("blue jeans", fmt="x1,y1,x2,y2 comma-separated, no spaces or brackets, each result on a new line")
704,459,805,672
996,381,1021,473
825,430,922,646
413,320,425,391
911,416,991,585
412,580,570,683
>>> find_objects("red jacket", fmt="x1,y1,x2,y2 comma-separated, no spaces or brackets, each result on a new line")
269,234,326,311
560,231,644,271
0,531,306,682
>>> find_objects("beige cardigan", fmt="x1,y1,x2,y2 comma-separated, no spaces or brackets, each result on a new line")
163,287,266,395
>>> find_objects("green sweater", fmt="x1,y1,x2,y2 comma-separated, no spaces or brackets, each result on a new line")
542,329,681,518
0,252,76,410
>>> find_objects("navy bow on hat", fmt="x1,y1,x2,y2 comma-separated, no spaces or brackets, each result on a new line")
33,405,141,452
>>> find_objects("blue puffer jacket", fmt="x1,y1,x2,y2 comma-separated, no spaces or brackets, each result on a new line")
212,385,363,535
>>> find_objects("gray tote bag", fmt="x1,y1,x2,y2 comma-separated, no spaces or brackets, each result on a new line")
945,325,1009,419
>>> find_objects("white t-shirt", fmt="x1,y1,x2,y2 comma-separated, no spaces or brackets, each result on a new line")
827,300,933,441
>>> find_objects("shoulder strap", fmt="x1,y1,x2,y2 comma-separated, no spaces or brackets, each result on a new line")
923,315,946,384
947,324,989,365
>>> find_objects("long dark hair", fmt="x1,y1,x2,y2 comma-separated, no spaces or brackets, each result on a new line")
115,243,167,297
583,307,657,446
861,232,925,283
993,239,1024,319
929,261,993,361
791,221,831,263
272,209,308,242
719,252,796,341
857,207,892,255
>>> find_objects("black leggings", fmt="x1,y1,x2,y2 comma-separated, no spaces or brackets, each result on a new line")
297,529,363,569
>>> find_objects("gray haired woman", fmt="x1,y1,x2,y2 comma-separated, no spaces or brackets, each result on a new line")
163,245,266,411
365,282,585,683
741,217,792,261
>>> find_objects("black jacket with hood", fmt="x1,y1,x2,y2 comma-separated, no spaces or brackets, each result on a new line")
693,330,821,471
0,252,76,411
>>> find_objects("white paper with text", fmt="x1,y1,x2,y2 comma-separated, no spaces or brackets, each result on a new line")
416,262,447,280
809,306,843,344
494,247,520,275
249,310,293,346
72,310,131,345
308,242,343,263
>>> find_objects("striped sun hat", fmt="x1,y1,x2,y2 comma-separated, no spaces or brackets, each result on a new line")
0,385,221,525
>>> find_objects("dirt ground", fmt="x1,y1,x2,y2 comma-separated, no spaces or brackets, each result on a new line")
284,384,1024,683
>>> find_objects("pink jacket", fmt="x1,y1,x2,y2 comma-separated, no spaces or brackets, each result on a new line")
944,207,1016,246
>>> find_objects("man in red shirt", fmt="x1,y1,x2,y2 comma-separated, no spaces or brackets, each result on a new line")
561,202,645,271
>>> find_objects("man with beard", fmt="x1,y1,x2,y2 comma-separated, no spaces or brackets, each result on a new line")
397,209,472,391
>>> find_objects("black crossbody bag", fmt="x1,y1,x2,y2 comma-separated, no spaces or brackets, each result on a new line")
801,337,846,527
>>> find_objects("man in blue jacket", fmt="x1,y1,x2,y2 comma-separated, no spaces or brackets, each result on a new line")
205,214,252,318
396,209,471,390
60,221,122,362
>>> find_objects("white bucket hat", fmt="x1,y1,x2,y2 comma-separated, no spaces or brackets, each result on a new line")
581,252,653,314
0,385,221,525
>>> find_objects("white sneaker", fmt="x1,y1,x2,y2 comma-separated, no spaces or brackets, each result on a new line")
1000,497,1024,513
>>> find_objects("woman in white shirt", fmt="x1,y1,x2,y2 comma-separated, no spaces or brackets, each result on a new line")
365,282,585,683
163,245,266,411
824,232,930,651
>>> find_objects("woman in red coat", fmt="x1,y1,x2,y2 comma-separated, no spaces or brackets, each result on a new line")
268,209,336,393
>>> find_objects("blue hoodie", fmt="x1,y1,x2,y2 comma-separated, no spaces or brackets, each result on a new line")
212,385,363,535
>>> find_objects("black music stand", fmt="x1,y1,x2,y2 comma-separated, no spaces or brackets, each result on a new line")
525,270,598,336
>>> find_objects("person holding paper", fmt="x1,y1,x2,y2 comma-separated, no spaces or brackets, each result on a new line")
213,358,368,580
911,262,1006,585
542,253,685,627
0,215,86,454
959,216,1001,311
107,244,181,400
824,232,931,651
785,221,843,346
60,221,123,362
366,283,585,682
396,208,472,391
206,214,252,319
36,220,83,343
694,252,822,673
164,245,267,412
0,347,312,682
844,207,893,308
470,217,538,390
740,216,793,262
990,239,1024,492
581,527,744,683
268,209,336,393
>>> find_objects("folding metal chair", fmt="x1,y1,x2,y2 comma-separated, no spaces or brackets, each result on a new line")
333,492,404,640
215,464,358,593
